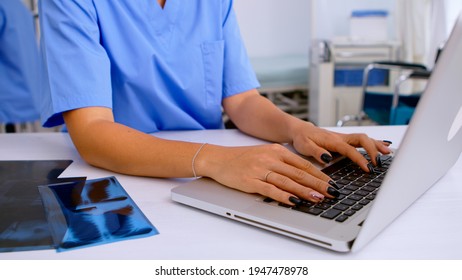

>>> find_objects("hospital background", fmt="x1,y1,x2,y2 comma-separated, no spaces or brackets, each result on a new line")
4,0,462,132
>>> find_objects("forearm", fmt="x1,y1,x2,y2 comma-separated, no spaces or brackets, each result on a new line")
224,90,309,144
74,121,205,177
64,108,209,178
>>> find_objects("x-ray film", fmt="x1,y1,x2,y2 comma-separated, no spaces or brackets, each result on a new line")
38,176,158,252
0,160,81,252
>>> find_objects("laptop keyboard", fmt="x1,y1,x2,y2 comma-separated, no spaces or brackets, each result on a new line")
263,152,393,223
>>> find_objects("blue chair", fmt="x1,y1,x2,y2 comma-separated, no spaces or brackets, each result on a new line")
337,61,430,126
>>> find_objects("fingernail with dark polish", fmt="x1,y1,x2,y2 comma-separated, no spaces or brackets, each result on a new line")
328,180,340,190
367,163,376,174
327,187,340,198
375,155,382,167
321,153,333,164
382,140,393,145
289,196,302,205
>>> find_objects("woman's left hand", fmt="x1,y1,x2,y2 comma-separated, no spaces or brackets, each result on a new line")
290,122,392,172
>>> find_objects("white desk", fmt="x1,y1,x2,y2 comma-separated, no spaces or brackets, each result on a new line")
1,126,461,260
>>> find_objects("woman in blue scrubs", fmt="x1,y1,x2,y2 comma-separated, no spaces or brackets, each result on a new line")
38,0,391,205
0,0,41,132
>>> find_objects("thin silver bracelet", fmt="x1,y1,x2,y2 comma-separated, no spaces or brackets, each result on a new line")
192,143,207,178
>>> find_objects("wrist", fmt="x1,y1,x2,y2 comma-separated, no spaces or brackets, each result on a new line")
191,143,221,179
287,118,315,143
191,143,207,178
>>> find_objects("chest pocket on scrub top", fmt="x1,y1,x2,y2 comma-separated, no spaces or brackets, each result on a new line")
201,40,225,106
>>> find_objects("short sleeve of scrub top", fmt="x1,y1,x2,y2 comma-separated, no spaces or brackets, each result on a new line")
0,0,41,123
39,0,260,133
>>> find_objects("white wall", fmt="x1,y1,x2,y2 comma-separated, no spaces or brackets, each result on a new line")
234,0,310,58
313,0,397,41
234,0,397,59
446,0,462,35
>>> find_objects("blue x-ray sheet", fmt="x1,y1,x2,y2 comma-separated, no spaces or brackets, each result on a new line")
38,176,158,252
0,160,81,252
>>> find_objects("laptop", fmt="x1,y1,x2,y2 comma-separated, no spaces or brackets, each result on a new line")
171,13,462,252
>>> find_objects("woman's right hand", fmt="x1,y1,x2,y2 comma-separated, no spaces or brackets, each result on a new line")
193,143,341,206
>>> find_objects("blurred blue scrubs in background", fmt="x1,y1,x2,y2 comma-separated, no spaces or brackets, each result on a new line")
39,0,260,133
0,0,41,132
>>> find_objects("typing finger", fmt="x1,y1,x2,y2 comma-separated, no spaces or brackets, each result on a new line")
281,150,332,182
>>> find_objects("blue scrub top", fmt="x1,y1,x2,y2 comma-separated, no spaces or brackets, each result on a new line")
0,0,40,123
39,0,260,133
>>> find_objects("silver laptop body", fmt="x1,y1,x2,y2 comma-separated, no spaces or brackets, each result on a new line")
171,13,462,252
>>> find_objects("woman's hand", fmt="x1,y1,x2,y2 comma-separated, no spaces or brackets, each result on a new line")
194,143,343,206
290,122,392,172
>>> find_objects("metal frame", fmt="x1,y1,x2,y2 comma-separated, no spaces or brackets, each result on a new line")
337,62,429,126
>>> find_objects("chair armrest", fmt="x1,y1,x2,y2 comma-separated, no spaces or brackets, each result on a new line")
408,70,431,79
373,61,428,71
